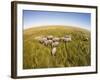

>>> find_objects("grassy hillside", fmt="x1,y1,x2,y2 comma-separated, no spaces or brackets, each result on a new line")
23,25,91,69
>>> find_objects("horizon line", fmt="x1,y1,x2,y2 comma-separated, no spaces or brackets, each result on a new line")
23,24,90,31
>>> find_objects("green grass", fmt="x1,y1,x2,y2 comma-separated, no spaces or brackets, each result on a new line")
23,25,91,69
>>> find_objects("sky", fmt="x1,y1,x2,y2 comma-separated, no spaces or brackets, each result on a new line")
23,10,91,30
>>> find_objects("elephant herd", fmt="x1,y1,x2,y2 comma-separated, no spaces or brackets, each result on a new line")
35,35,72,56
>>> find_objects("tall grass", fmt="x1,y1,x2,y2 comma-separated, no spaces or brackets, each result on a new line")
23,25,90,69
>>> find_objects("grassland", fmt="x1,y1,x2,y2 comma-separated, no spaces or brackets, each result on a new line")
23,25,91,69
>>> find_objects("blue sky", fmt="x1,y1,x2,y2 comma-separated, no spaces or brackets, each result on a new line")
23,10,91,30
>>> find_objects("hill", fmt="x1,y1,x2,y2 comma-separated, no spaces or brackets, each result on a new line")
23,25,91,69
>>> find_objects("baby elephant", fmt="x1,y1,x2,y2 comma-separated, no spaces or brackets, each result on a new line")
51,47,57,56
